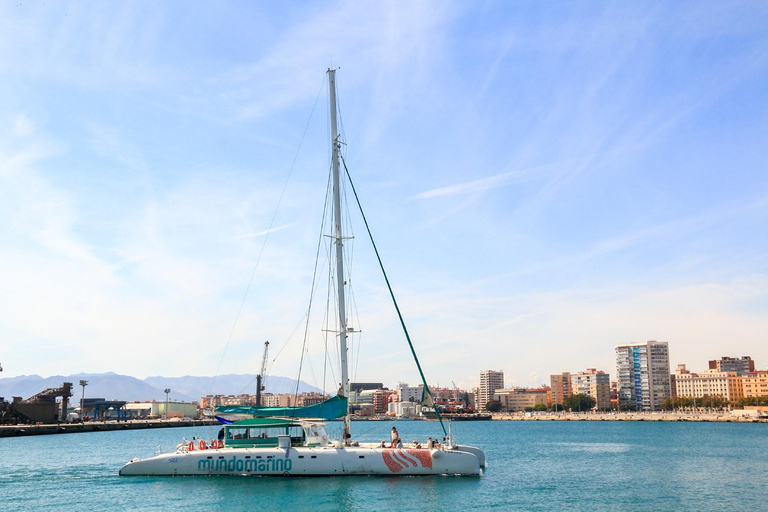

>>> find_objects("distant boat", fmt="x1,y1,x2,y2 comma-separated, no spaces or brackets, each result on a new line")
119,70,485,477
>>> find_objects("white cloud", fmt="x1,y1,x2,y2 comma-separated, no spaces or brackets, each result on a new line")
14,114,35,138
412,162,559,199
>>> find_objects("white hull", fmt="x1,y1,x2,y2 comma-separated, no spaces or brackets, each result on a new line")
119,445,481,477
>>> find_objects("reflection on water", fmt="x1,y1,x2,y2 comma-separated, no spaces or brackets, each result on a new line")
548,442,632,453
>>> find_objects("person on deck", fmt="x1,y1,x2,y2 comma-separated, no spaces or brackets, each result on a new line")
390,427,399,448
217,428,225,444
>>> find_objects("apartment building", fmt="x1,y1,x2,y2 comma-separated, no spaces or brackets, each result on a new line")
743,370,768,398
478,370,504,412
708,356,755,376
571,369,611,410
616,340,671,411
550,373,572,405
493,387,549,412
674,364,744,402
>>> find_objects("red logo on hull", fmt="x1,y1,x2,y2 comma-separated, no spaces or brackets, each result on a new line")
382,449,433,472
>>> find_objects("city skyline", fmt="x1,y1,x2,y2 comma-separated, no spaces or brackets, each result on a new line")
1,3,767,389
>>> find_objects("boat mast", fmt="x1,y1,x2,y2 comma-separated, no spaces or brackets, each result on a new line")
328,68,351,443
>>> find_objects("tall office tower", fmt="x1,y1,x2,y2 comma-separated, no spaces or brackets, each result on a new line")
708,356,755,376
615,341,671,411
550,373,572,405
570,369,611,410
478,370,505,411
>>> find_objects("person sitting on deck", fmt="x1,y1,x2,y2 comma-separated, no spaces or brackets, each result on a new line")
395,438,403,448
380,440,386,448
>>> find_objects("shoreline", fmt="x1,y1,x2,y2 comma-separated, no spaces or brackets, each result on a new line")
0,418,220,438
491,411,768,422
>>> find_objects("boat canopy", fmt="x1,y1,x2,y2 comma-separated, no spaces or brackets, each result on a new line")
215,395,347,420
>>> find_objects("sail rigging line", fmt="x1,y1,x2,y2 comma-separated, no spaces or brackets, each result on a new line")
266,310,308,376
340,155,447,436
292,164,334,408
321,248,338,396
207,75,327,396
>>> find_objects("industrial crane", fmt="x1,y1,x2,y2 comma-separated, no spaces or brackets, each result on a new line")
255,341,269,407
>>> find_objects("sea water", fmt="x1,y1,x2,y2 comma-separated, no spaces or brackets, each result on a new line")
2,419,767,511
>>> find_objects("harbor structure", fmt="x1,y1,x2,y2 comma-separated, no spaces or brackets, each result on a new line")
478,370,504,412
570,369,611,410
708,356,755,376
615,341,672,411
673,365,744,402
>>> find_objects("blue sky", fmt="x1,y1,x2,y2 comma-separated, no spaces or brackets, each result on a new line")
1,1,766,392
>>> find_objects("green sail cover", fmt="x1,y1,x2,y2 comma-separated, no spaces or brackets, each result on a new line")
215,395,347,420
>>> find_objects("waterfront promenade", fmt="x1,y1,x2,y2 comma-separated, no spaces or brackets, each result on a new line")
0,418,219,438
492,411,767,422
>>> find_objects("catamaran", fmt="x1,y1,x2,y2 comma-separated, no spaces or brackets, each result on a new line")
119,69,486,477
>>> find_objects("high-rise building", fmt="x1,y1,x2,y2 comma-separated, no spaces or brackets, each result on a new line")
550,373,572,405
708,356,755,376
570,369,611,410
615,341,671,411
478,370,504,412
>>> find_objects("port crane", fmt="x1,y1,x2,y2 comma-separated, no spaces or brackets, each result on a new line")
255,341,269,407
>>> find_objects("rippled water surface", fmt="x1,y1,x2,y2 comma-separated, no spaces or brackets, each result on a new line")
2,420,767,511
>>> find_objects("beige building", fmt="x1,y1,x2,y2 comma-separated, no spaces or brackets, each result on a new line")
674,365,744,402
124,401,200,419
743,370,768,398
478,370,504,412
550,373,572,405
493,387,549,412
262,394,296,407
571,369,611,410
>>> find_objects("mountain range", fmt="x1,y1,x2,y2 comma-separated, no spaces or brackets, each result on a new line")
0,372,324,403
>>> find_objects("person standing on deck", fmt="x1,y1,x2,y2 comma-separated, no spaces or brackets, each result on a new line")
390,427,399,448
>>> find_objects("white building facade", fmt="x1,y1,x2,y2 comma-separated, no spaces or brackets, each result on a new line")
478,370,504,412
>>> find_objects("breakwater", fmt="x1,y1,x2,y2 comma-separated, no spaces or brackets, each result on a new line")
0,418,219,438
